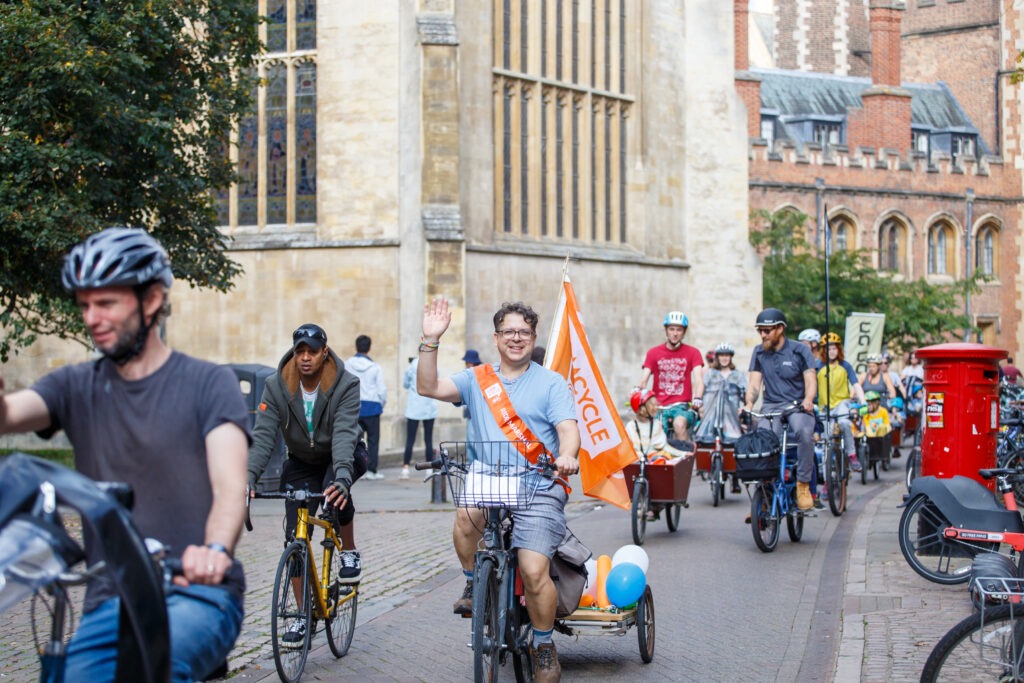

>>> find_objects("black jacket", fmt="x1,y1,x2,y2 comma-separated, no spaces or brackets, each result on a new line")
248,348,361,487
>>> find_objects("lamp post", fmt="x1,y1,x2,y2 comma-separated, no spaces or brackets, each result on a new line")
815,177,825,255
964,187,975,342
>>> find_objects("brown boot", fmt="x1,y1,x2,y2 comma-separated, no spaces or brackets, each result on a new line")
453,579,472,616
531,641,562,683
796,481,813,511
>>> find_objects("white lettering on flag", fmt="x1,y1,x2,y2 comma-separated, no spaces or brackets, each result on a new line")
568,318,622,457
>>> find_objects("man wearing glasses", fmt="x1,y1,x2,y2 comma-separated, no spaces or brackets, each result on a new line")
248,324,364,644
417,298,580,683
744,308,817,511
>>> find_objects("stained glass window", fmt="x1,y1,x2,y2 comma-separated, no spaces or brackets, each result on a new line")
295,60,317,223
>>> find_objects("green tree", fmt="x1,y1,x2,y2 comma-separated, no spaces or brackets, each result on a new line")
749,209,974,355
0,0,261,361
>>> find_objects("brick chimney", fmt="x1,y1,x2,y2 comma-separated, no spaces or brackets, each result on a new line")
734,0,762,139
847,1,912,153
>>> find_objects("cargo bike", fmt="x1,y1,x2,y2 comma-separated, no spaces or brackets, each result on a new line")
694,428,738,507
622,451,695,546
418,441,656,682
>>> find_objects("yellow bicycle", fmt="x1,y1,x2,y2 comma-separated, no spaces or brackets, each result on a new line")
246,487,357,683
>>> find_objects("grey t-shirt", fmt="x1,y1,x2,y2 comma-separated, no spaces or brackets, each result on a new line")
32,352,250,606
749,339,815,405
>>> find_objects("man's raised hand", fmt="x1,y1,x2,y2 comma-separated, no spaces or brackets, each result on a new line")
422,296,452,342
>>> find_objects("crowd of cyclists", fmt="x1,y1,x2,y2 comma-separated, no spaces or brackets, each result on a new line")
0,224,1013,682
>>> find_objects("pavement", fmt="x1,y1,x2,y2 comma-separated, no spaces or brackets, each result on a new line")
0,447,987,681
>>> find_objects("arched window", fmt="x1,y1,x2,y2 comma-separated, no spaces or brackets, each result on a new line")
218,0,317,229
828,216,852,253
975,224,998,277
878,218,906,275
927,221,955,275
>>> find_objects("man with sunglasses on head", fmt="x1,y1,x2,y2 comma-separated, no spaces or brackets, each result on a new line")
417,298,580,683
248,324,363,643
744,308,818,512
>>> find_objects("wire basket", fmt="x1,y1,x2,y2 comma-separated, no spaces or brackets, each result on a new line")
438,441,547,510
974,577,1024,673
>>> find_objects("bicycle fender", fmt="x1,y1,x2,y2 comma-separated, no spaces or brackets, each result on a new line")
905,475,1024,533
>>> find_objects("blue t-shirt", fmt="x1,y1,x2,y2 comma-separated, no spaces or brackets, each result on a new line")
749,339,816,405
450,362,576,463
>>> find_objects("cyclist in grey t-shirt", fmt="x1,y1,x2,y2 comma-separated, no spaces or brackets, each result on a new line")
744,308,817,512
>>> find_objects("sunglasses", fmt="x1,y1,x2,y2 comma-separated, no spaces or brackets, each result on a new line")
293,325,327,344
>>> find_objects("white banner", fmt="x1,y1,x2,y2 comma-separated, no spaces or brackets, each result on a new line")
844,313,886,376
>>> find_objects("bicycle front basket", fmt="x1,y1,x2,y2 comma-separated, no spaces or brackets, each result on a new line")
733,429,781,481
439,441,544,510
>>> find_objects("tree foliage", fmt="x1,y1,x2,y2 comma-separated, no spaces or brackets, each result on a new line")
0,0,261,361
749,209,975,356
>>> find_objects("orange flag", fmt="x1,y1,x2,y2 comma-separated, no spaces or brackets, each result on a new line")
544,274,635,509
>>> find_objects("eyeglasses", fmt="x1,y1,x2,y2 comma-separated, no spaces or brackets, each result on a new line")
497,328,535,341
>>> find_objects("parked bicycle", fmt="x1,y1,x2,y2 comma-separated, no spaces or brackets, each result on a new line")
738,405,814,553
246,487,357,683
418,441,569,683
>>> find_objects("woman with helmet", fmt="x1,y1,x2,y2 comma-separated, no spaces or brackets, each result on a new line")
635,310,705,446
694,342,746,445
797,328,823,365
858,353,896,409
817,332,866,472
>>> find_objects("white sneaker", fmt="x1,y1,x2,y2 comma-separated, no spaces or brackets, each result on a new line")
366,471,383,480
401,466,410,480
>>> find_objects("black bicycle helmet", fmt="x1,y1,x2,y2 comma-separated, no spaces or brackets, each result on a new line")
62,228,173,293
754,308,787,328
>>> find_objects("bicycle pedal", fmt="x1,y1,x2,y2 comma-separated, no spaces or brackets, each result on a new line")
797,510,818,518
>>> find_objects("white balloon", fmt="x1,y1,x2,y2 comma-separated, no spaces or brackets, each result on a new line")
611,545,650,574
583,558,599,598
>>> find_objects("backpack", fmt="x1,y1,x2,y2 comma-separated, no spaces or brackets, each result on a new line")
549,528,591,618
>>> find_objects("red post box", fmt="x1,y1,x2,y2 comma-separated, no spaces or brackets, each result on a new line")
917,342,1006,491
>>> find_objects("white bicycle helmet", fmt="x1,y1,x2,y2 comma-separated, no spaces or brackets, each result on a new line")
798,329,822,344
62,227,173,292
714,342,734,355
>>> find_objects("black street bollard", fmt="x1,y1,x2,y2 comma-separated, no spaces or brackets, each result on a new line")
430,472,447,503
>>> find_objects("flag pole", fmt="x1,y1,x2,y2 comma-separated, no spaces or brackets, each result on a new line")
543,255,573,367
823,205,833,425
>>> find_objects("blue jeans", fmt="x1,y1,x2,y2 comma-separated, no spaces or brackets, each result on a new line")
65,584,243,682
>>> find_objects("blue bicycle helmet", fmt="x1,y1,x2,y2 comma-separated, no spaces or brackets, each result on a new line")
663,311,689,327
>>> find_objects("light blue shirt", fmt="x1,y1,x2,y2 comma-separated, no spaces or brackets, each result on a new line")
403,359,438,421
450,362,576,464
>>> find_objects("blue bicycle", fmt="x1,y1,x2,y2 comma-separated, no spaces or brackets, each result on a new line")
738,406,811,553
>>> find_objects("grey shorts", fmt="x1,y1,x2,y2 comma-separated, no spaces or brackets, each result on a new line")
511,483,568,558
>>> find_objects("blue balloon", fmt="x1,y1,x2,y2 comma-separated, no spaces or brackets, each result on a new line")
605,562,646,608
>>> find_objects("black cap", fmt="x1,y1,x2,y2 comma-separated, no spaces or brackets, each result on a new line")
293,323,327,351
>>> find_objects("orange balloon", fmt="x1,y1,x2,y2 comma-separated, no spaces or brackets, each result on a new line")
578,594,596,608
596,554,613,608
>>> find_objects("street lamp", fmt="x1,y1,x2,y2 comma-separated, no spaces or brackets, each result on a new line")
815,177,825,255
964,188,975,342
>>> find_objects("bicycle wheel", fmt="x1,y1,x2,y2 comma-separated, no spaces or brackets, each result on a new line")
787,511,804,542
665,503,681,532
472,556,502,683
326,576,357,658
859,440,868,485
751,484,779,553
882,442,891,471
636,585,655,663
631,478,648,546
271,542,313,683
826,445,847,517
872,458,879,480
921,604,1024,682
711,456,723,507
511,601,534,682
899,493,986,585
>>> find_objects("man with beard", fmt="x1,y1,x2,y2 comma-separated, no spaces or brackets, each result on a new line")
744,308,817,511
634,311,704,446
0,227,250,680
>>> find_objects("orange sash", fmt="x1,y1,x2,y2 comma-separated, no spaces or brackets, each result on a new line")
473,364,547,464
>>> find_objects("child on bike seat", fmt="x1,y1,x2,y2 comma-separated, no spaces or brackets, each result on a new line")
626,391,690,462
862,391,892,464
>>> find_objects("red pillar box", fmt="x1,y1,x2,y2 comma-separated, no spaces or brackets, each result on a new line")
917,343,1007,492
